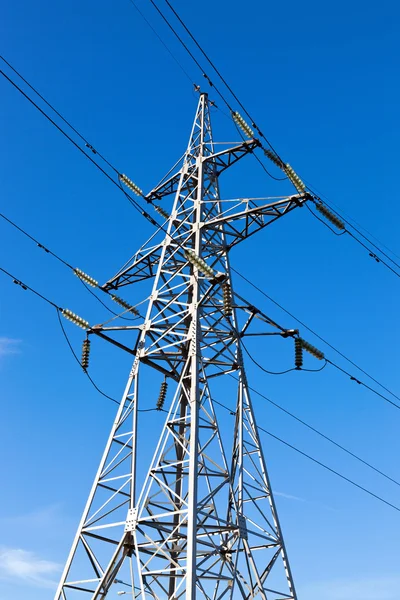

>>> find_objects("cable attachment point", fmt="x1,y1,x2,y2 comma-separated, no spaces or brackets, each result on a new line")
285,164,306,192
119,174,143,196
231,111,254,139
222,282,233,317
13,279,27,290
156,379,168,411
81,337,91,371
185,249,215,279
74,268,99,288
62,308,90,330
202,73,213,87
111,294,139,316
315,203,345,231
154,204,170,220
193,84,201,93
298,337,325,360
294,338,303,369
369,252,380,263
85,143,97,154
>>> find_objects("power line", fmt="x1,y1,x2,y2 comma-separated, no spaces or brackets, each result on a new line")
306,199,400,278
4,258,400,510
0,68,147,217
4,246,398,489
0,262,151,410
260,427,400,513
147,3,400,275
0,55,119,175
0,210,139,321
242,339,328,375
0,265,61,310
212,397,400,513
231,266,400,404
160,0,283,159
128,0,284,183
56,309,119,405
126,0,195,85
302,179,400,262
214,363,400,490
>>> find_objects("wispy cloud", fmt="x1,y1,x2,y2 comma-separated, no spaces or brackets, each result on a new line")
302,576,400,599
0,547,61,589
274,491,306,502
0,337,21,357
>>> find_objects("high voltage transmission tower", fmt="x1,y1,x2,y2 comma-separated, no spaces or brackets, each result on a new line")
55,93,310,600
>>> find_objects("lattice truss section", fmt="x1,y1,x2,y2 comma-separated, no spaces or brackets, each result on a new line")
55,94,301,600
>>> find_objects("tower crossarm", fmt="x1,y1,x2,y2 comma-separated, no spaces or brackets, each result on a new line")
203,192,311,247
145,140,259,202
102,243,163,290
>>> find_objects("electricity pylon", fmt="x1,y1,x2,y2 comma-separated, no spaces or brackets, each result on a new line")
55,93,309,599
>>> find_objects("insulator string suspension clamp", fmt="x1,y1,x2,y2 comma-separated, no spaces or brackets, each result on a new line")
156,380,168,411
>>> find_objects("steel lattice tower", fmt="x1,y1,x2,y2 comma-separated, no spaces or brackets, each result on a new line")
55,93,309,600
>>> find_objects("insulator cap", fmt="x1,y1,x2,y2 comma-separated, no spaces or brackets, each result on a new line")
294,338,303,369
222,282,233,317
156,381,168,410
81,338,91,370
119,174,143,196
285,164,306,192
110,294,139,315
62,308,90,330
315,203,345,230
74,268,99,288
299,337,324,360
232,111,254,139
154,204,170,220
185,249,215,279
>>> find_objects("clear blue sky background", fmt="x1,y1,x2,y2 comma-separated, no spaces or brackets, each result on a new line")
1,0,399,598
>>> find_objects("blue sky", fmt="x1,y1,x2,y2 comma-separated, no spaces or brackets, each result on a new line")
1,0,399,598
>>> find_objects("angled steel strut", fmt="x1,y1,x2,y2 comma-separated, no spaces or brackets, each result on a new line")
55,93,305,600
